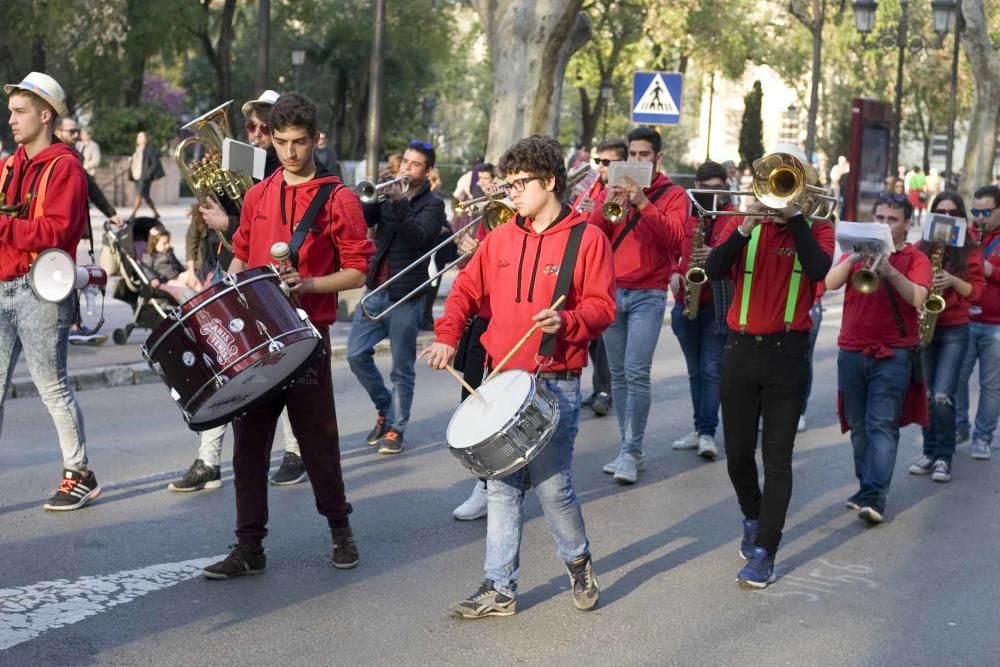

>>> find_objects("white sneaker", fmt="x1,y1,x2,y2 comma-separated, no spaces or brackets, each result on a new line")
797,415,806,432
697,435,718,460
453,481,488,520
613,455,640,484
603,454,645,474
971,439,992,460
672,431,698,450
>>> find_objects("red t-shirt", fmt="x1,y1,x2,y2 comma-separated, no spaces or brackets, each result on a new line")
837,244,933,350
675,205,741,304
971,228,1000,324
716,217,835,334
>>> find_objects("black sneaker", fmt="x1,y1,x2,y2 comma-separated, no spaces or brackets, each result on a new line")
566,555,600,611
332,526,360,569
591,392,611,417
845,492,862,511
581,393,597,408
270,452,307,486
203,544,266,579
448,580,517,619
377,428,404,455
167,459,222,492
366,414,388,446
43,468,102,511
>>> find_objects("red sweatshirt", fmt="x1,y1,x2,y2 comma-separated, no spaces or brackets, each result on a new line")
0,143,88,280
933,245,985,328
233,170,375,326
435,207,616,373
587,172,687,290
971,227,1000,324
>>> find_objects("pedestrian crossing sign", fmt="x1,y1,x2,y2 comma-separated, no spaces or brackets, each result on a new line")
631,71,682,125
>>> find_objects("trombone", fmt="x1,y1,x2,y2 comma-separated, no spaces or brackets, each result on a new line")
355,175,409,204
686,145,838,221
358,198,516,321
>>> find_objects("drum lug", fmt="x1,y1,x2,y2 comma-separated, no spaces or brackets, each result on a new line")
183,325,196,343
224,272,250,309
169,306,184,322
256,320,286,353
202,352,229,389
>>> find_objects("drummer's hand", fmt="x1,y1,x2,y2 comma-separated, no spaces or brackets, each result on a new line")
418,342,456,370
281,268,307,293
533,308,562,334
200,200,229,232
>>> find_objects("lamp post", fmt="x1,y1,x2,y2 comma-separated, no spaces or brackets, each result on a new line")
365,0,387,182
930,0,962,186
290,41,306,92
600,81,613,142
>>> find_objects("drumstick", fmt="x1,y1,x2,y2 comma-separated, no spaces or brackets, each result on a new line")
445,364,485,403
485,294,567,382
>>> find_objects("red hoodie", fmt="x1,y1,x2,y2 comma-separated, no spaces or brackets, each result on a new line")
971,227,1000,324
232,169,375,326
435,207,616,373
934,244,985,328
587,171,687,290
0,143,88,280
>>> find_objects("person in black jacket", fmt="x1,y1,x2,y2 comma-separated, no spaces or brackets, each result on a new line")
347,140,446,455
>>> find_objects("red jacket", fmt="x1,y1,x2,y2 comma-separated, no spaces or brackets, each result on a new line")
435,207,616,373
674,204,742,304
587,172,687,290
233,170,375,326
971,228,1000,324
0,143,88,280
933,245,985,328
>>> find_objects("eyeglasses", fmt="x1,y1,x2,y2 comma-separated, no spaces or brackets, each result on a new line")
971,208,996,218
593,158,619,167
245,120,270,135
409,139,433,150
508,176,541,193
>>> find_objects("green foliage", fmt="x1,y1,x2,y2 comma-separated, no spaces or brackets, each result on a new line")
739,81,764,167
90,104,179,155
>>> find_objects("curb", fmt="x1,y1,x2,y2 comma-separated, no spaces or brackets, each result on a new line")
9,332,439,400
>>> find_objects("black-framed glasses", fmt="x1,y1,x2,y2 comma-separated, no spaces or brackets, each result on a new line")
508,176,541,193
593,158,618,167
409,139,433,150
971,207,996,218
878,192,909,205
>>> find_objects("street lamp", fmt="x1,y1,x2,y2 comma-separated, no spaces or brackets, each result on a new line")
290,40,306,92
852,0,878,35
931,0,957,36
600,80,613,142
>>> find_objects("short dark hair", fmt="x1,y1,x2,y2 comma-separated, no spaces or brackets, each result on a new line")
595,139,627,160
929,190,967,218
10,90,58,124
407,139,436,168
873,191,914,220
696,160,727,183
479,163,497,178
626,127,662,154
268,93,318,135
497,134,567,199
973,185,1000,207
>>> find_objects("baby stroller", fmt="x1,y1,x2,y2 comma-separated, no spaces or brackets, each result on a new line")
102,217,180,345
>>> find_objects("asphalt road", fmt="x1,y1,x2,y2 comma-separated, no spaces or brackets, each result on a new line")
1,318,998,666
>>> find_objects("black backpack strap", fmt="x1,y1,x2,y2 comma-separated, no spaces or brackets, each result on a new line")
611,183,673,251
538,222,587,358
288,182,340,268
882,282,909,339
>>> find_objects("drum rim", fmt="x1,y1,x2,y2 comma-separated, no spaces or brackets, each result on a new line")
446,370,538,450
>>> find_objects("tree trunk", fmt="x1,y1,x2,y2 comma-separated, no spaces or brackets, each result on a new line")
471,0,591,161
254,0,270,94
578,87,603,151
804,0,823,160
959,0,1000,201
31,36,46,73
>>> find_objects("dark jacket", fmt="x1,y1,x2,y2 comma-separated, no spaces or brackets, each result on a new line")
363,179,446,301
135,144,164,182
141,249,184,282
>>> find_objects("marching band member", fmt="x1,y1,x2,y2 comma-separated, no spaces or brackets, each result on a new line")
704,191,833,588
0,72,99,511
956,185,1000,462
588,127,687,484
908,192,983,484
347,140,446,455
669,160,739,460
202,93,374,579
825,193,930,524
423,134,615,618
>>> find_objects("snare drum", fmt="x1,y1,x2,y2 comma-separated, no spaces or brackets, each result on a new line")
446,370,559,479
143,266,321,430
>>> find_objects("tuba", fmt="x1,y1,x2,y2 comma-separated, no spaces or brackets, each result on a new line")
918,244,948,345
175,101,255,249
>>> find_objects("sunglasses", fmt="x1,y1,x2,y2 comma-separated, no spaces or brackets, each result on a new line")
971,208,996,218
878,192,909,205
245,120,270,135
409,139,433,150
593,158,619,167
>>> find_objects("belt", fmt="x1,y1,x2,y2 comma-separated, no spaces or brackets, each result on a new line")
537,370,581,381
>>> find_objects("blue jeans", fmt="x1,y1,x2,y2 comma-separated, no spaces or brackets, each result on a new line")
670,300,727,436
802,302,823,414
484,378,589,597
603,288,667,457
956,321,1000,445
838,349,911,514
0,278,88,469
922,325,969,462
347,288,423,432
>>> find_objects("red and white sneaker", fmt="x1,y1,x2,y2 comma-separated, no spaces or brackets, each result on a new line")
43,468,102,511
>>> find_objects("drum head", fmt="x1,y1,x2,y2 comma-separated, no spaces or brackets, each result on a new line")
447,370,532,449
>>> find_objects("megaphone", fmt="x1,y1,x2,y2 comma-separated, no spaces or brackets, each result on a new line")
29,249,107,303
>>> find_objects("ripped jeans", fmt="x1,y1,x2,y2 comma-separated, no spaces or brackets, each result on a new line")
922,324,970,463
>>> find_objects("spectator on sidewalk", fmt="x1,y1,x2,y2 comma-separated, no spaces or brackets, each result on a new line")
78,127,101,176
129,131,163,219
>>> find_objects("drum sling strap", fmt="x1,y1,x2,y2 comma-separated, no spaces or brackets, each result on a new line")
286,182,341,269
738,220,812,331
610,183,672,251
538,222,587,359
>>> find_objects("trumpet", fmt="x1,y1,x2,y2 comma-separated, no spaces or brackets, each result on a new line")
355,175,409,204
851,253,885,294
602,192,629,224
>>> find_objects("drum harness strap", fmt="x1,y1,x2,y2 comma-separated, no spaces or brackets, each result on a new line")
738,220,812,332
536,221,588,367
286,181,342,269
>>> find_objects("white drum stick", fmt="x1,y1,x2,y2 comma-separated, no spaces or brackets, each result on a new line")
486,294,566,382
446,364,485,403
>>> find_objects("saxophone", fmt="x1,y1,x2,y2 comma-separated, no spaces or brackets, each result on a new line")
683,214,708,320
918,243,947,345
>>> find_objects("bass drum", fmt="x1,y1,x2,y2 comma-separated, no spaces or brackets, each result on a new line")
143,266,321,430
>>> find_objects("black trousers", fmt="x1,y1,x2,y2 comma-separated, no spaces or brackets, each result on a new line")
720,330,809,556
588,337,611,396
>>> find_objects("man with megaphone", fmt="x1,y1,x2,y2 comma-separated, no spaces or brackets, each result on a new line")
0,72,101,511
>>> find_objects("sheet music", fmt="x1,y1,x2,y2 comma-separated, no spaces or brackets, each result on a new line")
608,161,653,189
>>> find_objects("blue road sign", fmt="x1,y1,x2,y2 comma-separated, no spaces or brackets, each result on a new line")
631,72,683,125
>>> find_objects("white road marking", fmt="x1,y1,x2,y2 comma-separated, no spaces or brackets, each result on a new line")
0,556,223,651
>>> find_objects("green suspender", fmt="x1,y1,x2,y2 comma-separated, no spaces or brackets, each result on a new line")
738,222,811,331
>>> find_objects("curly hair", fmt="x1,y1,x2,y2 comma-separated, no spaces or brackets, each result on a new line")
268,93,318,135
497,134,567,199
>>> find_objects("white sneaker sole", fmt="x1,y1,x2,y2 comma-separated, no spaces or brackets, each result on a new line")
269,473,308,486
168,479,223,492
453,507,487,521
738,574,776,589
43,486,102,511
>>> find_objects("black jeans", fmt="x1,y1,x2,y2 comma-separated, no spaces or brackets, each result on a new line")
588,337,611,396
720,330,809,556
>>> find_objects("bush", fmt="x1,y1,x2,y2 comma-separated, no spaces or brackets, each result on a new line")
89,104,179,156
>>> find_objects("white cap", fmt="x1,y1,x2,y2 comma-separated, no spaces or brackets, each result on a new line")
3,72,69,118
241,89,281,118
